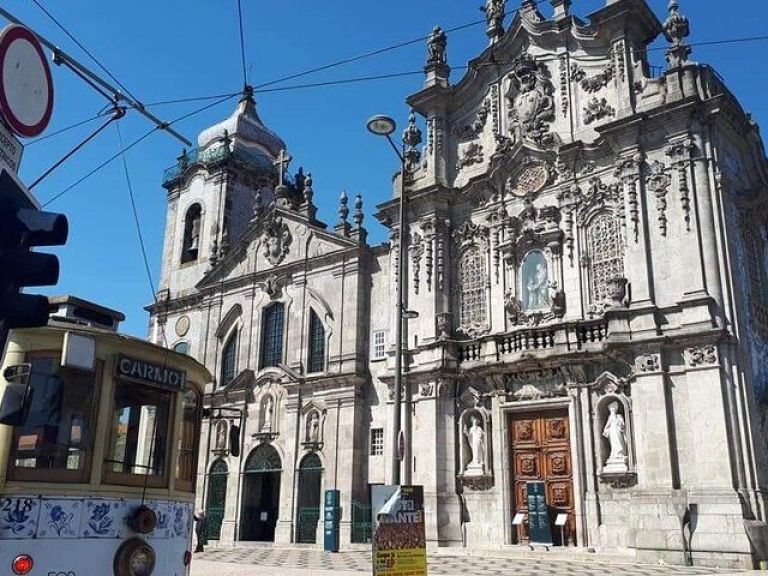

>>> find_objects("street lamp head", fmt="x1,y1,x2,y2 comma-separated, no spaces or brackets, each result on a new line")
366,115,397,137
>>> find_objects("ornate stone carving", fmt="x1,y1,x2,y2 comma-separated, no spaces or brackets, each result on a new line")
635,353,661,373
455,99,490,140
461,475,494,491
410,232,424,295
261,212,292,266
419,381,434,398
505,161,551,198
686,344,718,367
614,154,643,242
583,97,615,125
606,276,628,307
437,378,454,398
663,0,691,68
497,369,567,401
646,160,672,237
481,0,506,42
665,137,696,231
457,142,484,170
427,26,447,65
436,312,452,340
559,55,569,117
571,62,615,94
256,273,283,299
506,54,556,148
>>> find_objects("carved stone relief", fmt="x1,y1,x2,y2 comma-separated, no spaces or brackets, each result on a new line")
261,212,292,266
570,63,615,93
646,160,672,237
686,344,718,367
506,54,556,148
583,97,616,125
635,353,661,373
457,142,484,170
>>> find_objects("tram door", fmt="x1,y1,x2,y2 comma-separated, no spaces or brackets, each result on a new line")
241,445,282,542
206,459,229,540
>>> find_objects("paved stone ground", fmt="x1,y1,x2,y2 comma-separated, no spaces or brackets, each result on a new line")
191,548,744,576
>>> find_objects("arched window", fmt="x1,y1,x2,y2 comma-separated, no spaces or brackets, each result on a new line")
587,212,625,304
307,310,325,374
173,341,189,355
458,246,487,329
260,303,285,369
220,331,238,387
181,204,202,264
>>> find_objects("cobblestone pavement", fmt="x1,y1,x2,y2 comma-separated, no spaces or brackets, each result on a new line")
192,548,742,576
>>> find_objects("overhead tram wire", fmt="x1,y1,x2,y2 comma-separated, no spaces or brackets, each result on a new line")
41,92,240,208
27,110,111,146
250,0,549,91
0,6,191,146
28,0,141,104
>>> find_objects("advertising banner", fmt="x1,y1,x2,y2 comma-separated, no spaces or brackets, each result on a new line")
371,485,427,576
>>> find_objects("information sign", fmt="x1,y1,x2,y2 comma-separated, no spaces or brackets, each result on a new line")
372,485,427,576
526,481,553,546
0,121,22,173
324,489,340,553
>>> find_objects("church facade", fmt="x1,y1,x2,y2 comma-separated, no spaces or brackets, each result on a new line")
148,0,768,568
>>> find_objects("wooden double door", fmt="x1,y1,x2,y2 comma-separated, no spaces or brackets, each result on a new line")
509,408,576,546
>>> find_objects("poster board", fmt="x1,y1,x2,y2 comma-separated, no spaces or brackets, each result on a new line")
372,485,427,576
526,481,553,546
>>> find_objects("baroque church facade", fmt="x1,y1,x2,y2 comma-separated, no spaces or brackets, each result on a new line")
148,0,768,568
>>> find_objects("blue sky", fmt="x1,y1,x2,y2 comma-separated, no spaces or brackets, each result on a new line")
6,0,768,337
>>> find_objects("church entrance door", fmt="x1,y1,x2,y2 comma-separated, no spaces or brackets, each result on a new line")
509,408,575,546
296,453,323,543
205,459,228,540
240,444,282,542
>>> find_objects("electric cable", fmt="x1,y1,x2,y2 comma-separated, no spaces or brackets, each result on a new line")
27,110,110,146
28,0,141,103
42,92,239,207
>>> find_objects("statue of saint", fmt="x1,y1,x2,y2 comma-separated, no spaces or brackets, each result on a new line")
308,412,320,443
464,416,486,475
481,0,506,40
427,26,447,65
262,397,274,433
526,262,550,310
215,421,227,450
189,216,201,251
602,402,628,473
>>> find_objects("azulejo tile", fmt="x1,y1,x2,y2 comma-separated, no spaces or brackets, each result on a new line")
37,498,82,539
147,501,173,539
80,498,125,539
0,496,41,539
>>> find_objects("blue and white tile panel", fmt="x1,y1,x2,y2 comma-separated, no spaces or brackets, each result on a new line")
0,495,193,541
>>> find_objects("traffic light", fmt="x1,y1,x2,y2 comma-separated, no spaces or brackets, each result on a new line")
0,168,68,331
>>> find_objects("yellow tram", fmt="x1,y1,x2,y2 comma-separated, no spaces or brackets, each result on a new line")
0,297,211,576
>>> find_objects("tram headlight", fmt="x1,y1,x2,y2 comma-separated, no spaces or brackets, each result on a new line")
114,537,156,576
11,554,33,575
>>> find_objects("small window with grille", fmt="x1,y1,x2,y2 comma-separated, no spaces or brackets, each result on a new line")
370,428,384,456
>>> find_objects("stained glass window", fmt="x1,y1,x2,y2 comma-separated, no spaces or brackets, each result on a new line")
308,310,325,374
588,213,625,304
459,247,487,328
260,303,285,369
220,332,238,387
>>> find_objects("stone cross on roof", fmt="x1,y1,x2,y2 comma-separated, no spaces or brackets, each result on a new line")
273,149,292,187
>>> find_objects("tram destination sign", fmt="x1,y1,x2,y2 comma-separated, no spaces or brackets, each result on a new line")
115,354,186,391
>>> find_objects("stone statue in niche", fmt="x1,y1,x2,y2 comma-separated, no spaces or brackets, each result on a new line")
602,402,628,474
463,416,486,476
215,421,227,450
189,215,201,251
308,412,320,443
522,251,551,312
262,396,274,433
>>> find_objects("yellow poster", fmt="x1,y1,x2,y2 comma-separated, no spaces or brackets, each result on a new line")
372,485,427,576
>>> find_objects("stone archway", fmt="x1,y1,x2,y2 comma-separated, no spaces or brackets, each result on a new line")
205,459,228,540
296,452,323,543
240,444,282,542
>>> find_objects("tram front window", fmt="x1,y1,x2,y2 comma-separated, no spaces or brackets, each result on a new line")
9,356,101,483
105,382,172,486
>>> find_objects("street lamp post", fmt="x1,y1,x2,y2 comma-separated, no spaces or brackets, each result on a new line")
367,114,408,486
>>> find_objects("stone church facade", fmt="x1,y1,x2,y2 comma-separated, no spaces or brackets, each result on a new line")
148,0,768,568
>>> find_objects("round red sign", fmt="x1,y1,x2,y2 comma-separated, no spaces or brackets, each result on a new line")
0,24,54,138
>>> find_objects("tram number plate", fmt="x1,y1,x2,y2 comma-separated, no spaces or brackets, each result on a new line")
48,572,76,576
